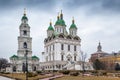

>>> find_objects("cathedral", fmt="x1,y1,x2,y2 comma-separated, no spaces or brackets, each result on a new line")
8,10,93,72
10,10,39,72
40,11,93,70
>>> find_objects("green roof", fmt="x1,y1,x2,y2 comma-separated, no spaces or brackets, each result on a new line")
47,25,54,31
70,19,77,29
47,22,54,31
70,23,77,29
21,14,28,20
55,19,66,26
10,55,18,59
32,56,39,60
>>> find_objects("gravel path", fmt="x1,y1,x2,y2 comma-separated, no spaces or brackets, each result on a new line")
40,74,63,80
0,76,13,80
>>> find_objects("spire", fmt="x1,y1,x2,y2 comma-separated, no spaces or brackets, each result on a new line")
21,8,28,21
24,8,26,16
72,17,75,24
50,19,52,26
60,10,63,19
69,17,77,29
47,19,54,31
97,41,102,52
57,12,60,20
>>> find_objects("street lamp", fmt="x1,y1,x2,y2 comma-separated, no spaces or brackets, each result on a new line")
80,51,86,76
52,52,54,76
24,44,28,80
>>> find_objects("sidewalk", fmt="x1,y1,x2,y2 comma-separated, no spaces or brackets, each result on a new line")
40,74,63,80
0,76,13,80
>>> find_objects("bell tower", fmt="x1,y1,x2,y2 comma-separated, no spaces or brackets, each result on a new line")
17,9,32,57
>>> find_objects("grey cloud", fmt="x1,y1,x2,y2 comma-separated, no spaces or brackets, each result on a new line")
63,0,120,14
0,0,56,12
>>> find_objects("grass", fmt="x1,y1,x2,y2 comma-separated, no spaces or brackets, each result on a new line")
54,76,120,80
0,73,52,80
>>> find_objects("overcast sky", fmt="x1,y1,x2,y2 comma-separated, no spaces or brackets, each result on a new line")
0,0,120,61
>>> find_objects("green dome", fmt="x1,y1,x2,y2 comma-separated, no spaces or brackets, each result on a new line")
21,14,28,20
47,25,54,31
70,18,77,29
32,56,39,60
47,22,54,31
55,19,66,26
70,23,77,29
10,55,18,59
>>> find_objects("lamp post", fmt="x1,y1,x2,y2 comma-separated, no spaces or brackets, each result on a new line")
52,52,54,76
25,50,28,80
24,44,28,80
80,51,87,76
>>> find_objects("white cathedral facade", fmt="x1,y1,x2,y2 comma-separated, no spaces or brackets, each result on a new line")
10,11,39,72
40,11,93,70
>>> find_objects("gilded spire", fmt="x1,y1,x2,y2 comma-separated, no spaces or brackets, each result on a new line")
50,19,52,26
97,41,102,52
47,19,54,31
57,12,60,20
21,8,28,21
72,17,75,24
24,8,26,15
60,10,63,19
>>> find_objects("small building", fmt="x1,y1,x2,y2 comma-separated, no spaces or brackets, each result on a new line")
89,42,108,62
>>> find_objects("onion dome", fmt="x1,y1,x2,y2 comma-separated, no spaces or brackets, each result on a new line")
47,20,54,31
55,10,66,26
70,17,77,29
21,8,28,21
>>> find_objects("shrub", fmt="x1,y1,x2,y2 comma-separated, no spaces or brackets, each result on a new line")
70,72,79,76
102,71,107,76
36,71,42,74
27,72,37,77
61,70,70,75
3,72,10,74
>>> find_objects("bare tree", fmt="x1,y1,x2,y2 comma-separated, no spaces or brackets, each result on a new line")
80,51,87,75
0,58,8,71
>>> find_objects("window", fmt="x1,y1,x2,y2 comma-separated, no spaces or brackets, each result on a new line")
74,56,76,61
61,44,64,50
46,47,48,52
53,45,54,51
50,46,51,51
68,45,70,51
61,55,64,61
23,30,27,35
23,42,27,48
74,46,76,51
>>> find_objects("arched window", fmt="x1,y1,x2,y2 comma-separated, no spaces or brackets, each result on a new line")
23,30,27,35
61,44,64,50
74,46,76,51
13,66,16,72
61,55,64,61
74,56,76,61
68,45,70,51
23,42,27,48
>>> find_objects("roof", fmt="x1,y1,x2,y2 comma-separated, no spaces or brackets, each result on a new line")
70,19,77,29
47,25,54,31
10,55,18,59
21,14,28,20
32,56,39,60
55,19,66,26
70,23,77,29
